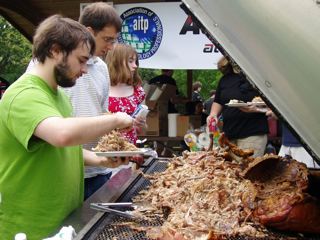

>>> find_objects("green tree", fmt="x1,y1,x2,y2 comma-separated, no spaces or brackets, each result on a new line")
139,68,159,83
192,69,222,99
0,15,32,83
139,68,222,100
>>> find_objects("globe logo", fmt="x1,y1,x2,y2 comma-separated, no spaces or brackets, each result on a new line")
118,7,163,60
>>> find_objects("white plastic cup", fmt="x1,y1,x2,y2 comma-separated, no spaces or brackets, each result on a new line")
132,104,149,119
168,113,180,137
15,233,27,240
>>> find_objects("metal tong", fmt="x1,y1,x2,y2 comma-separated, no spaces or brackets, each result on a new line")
90,202,137,219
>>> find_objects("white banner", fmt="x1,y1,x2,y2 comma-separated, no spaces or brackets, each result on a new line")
115,2,222,69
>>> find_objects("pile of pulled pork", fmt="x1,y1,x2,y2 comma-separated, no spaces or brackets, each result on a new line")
92,130,138,152
129,136,320,239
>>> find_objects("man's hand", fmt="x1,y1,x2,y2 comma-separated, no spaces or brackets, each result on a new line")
100,156,130,168
84,149,130,168
206,114,218,127
266,110,278,119
239,104,267,113
130,155,144,166
114,112,134,130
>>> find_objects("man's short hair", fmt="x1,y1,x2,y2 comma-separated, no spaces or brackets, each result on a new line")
192,81,202,91
33,14,95,63
162,69,173,76
79,2,122,33
209,89,216,96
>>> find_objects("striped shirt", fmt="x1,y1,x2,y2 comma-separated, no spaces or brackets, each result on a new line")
64,57,111,178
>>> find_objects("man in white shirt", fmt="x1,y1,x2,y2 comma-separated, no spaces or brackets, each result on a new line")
69,3,122,200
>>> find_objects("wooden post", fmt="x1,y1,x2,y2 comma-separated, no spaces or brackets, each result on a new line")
187,70,193,100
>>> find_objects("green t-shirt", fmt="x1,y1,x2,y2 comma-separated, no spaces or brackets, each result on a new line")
0,74,84,240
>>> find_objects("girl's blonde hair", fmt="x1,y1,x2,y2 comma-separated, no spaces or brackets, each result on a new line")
106,43,142,86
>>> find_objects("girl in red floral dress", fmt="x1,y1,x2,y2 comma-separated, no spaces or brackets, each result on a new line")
106,43,146,144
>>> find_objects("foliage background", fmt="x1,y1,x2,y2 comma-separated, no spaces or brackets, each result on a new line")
0,15,32,83
0,15,221,99
139,69,221,100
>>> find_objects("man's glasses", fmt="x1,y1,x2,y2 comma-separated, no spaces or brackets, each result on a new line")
102,36,117,45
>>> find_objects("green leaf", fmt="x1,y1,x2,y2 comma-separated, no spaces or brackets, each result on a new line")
0,16,32,83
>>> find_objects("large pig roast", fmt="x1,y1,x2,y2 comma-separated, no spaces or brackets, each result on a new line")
242,154,320,234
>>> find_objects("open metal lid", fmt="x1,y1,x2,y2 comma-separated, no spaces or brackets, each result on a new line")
181,0,320,163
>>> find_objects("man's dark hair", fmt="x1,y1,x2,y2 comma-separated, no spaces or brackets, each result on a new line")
79,2,122,33
192,81,202,91
33,14,96,63
209,89,216,96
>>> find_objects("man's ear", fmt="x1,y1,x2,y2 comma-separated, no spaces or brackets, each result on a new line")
87,26,95,36
50,43,61,59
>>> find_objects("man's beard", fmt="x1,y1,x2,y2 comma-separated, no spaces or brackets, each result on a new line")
54,61,76,88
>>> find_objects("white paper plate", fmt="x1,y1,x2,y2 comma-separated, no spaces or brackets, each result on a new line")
247,102,267,107
198,132,210,148
184,133,197,146
226,102,266,107
95,149,147,157
225,102,248,107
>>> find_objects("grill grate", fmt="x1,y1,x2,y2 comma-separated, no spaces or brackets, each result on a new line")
94,215,164,240
85,160,320,240
84,160,167,240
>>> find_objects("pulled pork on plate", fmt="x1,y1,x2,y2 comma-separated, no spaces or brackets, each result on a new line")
93,130,138,152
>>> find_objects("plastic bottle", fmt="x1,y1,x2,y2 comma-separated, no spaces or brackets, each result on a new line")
208,116,220,146
265,143,276,154
14,233,27,240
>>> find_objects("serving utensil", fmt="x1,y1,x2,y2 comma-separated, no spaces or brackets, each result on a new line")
90,203,137,219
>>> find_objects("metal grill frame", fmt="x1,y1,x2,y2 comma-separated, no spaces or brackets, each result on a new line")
82,159,320,240
82,159,168,240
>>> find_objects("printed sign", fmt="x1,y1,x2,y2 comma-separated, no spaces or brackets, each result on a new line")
115,2,222,69
119,7,163,60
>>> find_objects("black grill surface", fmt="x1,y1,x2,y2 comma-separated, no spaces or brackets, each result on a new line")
84,159,320,240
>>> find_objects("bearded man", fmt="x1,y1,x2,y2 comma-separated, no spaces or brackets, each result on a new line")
0,14,133,240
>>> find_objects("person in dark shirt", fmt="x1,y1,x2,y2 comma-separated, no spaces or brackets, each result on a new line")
149,69,179,113
191,81,203,102
207,56,269,157
149,69,177,86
